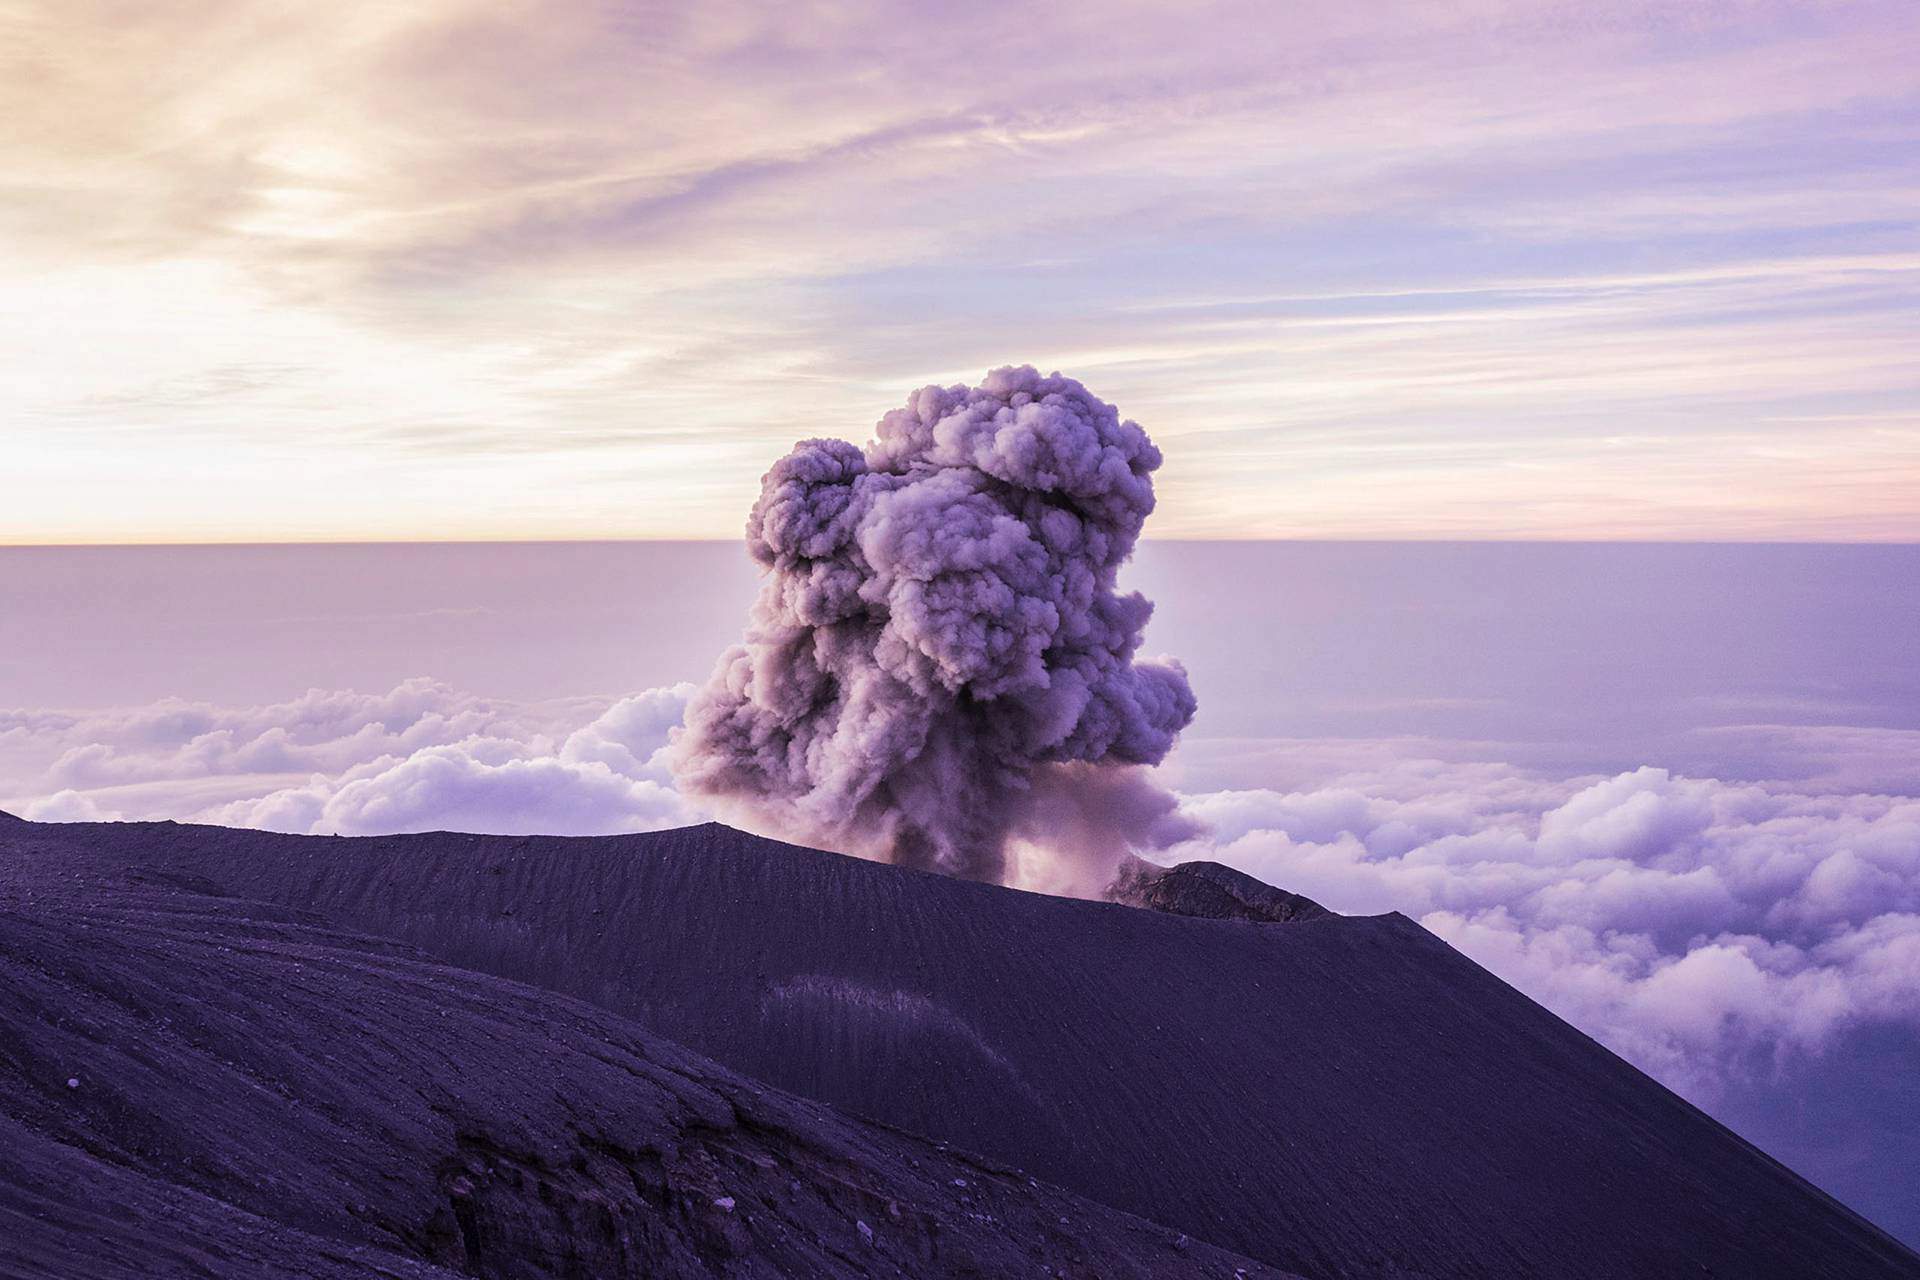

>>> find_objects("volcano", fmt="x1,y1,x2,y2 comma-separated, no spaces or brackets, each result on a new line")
3,814,1914,1280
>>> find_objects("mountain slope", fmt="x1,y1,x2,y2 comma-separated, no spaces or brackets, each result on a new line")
0,827,1288,1280
26,816,1917,1280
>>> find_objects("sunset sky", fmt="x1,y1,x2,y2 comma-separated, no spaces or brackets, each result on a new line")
7,3,1920,1240
5,0,1918,542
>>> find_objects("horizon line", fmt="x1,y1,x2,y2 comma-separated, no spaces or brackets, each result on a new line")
5,536,1919,550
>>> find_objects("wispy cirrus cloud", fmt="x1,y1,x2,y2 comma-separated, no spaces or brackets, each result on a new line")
3,0,1916,540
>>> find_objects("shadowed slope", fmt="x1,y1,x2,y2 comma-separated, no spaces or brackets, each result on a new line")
0,828,1287,1280
19,817,1920,1280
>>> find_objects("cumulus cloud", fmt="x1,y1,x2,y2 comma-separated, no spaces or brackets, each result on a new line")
206,686,700,837
672,366,1196,887
1,680,698,839
22,789,118,823
211,742,691,837
3,678,566,793
1173,762,1920,1097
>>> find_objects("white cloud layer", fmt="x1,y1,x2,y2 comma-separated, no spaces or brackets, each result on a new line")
5,681,1916,1103
0,678,696,837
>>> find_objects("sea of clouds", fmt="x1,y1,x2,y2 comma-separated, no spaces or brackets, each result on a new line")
5,676,1917,1106
2,680,694,837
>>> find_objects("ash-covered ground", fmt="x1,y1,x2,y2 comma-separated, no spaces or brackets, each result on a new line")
4,812,1914,1279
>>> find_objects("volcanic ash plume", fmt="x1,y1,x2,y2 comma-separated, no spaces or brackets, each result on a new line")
671,366,1198,888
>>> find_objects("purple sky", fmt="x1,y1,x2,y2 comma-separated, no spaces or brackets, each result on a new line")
5,0,1918,541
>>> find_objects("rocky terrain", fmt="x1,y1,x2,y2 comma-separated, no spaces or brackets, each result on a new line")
1109,857,1332,922
0,820,1288,1280
4,813,1916,1279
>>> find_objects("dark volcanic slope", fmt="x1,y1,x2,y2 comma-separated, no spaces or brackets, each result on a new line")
0,829,1288,1280
18,818,1920,1280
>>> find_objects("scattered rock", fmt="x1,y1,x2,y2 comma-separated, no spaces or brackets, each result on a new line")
1108,858,1332,924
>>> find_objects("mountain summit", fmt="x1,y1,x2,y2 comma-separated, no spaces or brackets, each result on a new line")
1109,856,1333,923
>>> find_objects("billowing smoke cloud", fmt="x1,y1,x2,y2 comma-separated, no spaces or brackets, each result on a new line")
671,366,1198,886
